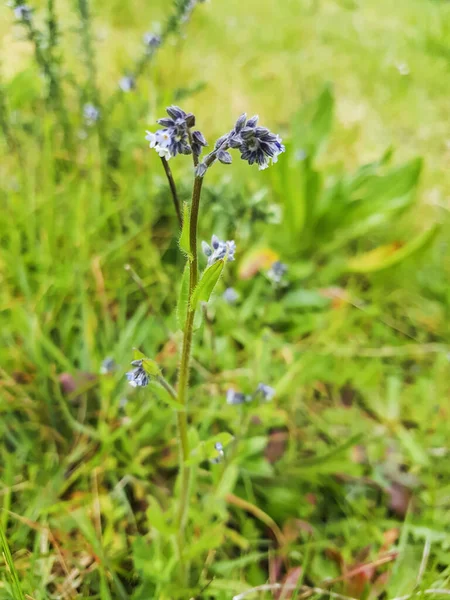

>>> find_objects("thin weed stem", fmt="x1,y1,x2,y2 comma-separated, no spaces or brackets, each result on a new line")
175,174,204,566
161,157,182,226
14,2,72,149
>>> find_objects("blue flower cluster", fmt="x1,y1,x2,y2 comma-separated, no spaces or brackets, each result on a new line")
196,113,285,176
126,360,150,388
145,105,206,161
226,383,275,405
202,235,236,267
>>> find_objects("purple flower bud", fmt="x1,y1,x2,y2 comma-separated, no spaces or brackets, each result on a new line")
218,149,232,164
234,113,247,132
185,112,196,127
228,135,242,149
214,134,229,149
157,117,175,128
246,115,259,127
166,105,186,120
192,130,207,146
201,241,212,257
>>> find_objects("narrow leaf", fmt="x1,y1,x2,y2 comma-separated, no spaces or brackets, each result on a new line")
190,259,224,311
347,225,438,273
148,380,184,411
179,202,192,259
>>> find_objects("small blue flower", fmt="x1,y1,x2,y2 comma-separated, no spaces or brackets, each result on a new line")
226,389,247,405
100,357,116,375
146,106,195,160
83,103,100,126
143,31,161,48
256,383,275,401
210,441,225,463
14,4,32,20
119,75,135,92
223,287,239,304
239,119,285,170
202,235,236,266
198,114,284,176
126,360,150,388
267,261,288,284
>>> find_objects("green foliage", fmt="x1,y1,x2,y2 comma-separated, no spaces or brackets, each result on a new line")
1,0,450,597
179,202,192,259
190,258,225,310
271,87,435,270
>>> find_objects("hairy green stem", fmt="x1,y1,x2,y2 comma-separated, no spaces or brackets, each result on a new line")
17,5,72,149
156,374,178,401
175,174,204,556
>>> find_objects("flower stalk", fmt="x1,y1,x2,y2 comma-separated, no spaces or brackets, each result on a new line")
128,105,284,582
160,157,182,226
175,174,203,543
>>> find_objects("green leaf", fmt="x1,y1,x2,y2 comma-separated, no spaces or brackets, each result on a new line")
146,497,176,536
186,432,234,466
148,380,184,410
176,262,190,330
0,526,26,600
212,551,267,575
190,259,224,311
132,348,161,376
178,202,192,259
293,84,334,159
347,225,439,273
216,464,239,498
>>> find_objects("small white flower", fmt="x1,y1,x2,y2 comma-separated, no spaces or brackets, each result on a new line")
145,131,157,148
155,130,172,148
119,75,135,92
155,145,171,159
145,130,173,159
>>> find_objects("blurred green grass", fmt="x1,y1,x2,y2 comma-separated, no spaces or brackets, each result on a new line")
1,0,450,598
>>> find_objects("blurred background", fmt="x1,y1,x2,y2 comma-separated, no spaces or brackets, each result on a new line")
1,0,450,598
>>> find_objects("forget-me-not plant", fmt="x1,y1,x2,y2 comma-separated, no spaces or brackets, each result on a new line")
128,104,283,568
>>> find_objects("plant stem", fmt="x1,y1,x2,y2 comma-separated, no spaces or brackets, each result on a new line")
77,0,106,152
17,5,72,149
175,174,204,553
160,157,182,226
